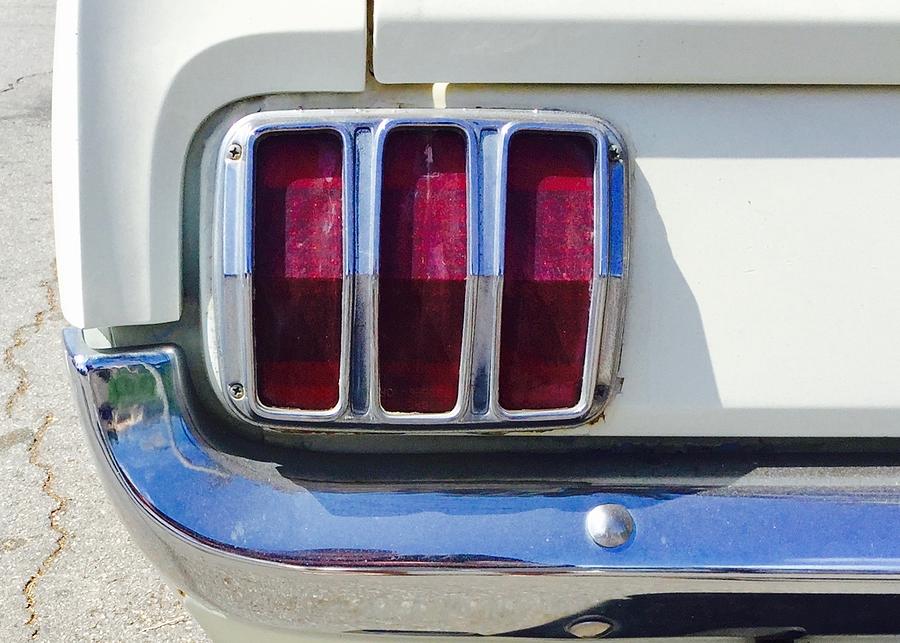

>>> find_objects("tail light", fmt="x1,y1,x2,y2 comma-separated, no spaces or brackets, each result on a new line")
213,110,626,431
378,128,468,413
252,130,345,411
499,132,595,411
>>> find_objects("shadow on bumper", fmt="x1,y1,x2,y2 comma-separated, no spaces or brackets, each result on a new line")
64,328,900,638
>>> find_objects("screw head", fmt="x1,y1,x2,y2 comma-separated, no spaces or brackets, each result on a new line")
607,144,622,162
227,143,243,160
586,503,634,548
228,383,245,400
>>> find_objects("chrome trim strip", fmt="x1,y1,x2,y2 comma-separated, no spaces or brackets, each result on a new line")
351,127,376,416
209,109,628,432
65,329,900,637
596,156,630,402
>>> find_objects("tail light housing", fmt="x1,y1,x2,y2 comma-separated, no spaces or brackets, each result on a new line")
210,110,627,432
499,132,596,411
378,128,469,414
252,130,346,411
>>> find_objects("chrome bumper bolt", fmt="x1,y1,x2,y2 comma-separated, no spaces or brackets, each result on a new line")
586,503,634,548
566,617,613,638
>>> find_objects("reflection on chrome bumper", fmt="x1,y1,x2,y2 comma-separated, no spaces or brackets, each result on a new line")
64,327,900,638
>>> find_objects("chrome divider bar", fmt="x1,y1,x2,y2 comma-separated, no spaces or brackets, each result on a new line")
209,109,628,433
350,126,376,416
467,127,503,419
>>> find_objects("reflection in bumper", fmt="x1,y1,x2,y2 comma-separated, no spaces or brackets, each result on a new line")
64,328,900,638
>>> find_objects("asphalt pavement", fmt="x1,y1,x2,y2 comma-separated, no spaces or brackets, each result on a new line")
0,2,208,640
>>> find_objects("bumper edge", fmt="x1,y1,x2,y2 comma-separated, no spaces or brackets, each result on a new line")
64,327,900,638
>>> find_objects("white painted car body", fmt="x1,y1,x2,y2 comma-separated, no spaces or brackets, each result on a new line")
53,2,900,640
54,0,900,438
52,0,366,328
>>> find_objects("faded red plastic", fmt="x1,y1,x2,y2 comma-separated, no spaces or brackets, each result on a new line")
252,130,344,410
499,132,595,410
378,128,468,413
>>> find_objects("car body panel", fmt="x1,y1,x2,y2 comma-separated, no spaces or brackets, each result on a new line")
52,1,900,437
184,87,900,438
374,0,900,85
52,2,900,639
52,0,367,327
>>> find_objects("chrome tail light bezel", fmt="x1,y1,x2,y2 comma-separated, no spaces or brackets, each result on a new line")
207,109,628,433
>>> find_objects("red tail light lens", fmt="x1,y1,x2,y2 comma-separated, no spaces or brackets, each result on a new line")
252,130,344,410
378,128,468,413
499,132,595,410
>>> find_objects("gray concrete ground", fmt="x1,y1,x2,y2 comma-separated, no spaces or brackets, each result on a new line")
0,2,208,641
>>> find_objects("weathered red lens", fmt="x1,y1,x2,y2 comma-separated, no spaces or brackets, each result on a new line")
378,128,468,413
499,132,595,410
252,130,344,410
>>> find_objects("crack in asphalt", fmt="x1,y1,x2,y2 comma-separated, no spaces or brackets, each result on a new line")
4,268,69,639
21,413,69,640
0,71,52,95
3,276,57,418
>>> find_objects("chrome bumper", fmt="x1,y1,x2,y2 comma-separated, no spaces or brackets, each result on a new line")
65,328,900,639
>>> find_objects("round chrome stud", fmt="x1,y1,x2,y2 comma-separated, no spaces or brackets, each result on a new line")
585,503,634,548
566,617,613,638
